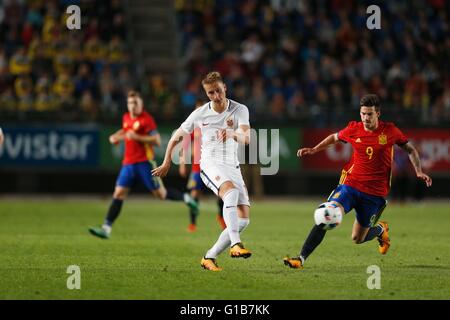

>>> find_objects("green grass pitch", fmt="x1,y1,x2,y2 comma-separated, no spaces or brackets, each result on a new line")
0,197,449,299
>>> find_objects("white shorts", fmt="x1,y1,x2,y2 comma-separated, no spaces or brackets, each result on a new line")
200,163,250,207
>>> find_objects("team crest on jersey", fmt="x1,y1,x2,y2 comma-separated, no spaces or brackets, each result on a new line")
133,121,140,130
215,175,221,181
226,117,234,127
355,138,361,143
378,133,387,145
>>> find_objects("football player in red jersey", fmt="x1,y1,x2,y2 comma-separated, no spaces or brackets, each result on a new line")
284,94,432,269
89,91,199,239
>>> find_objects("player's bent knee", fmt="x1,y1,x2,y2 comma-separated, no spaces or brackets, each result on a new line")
352,235,364,244
222,187,239,203
155,193,165,200
113,187,129,200
219,181,236,198
152,188,166,200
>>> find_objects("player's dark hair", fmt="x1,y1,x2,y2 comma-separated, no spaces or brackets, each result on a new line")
360,94,380,111
201,71,223,85
127,90,141,98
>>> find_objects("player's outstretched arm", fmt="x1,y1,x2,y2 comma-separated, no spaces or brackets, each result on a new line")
297,133,339,157
178,148,188,178
109,129,125,144
218,125,250,145
234,125,250,145
399,142,433,187
0,127,4,145
125,131,161,146
152,127,185,177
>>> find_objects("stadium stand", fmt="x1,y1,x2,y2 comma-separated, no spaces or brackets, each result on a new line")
175,0,449,127
0,0,130,123
0,0,448,128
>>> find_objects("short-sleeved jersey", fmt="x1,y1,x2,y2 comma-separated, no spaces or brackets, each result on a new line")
122,111,157,165
180,99,250,167
337,121,408,197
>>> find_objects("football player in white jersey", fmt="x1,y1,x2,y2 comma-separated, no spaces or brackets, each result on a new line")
152,71,252,271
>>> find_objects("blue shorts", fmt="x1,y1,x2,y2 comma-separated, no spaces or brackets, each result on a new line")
328,184,387,228
116,160,162,191
187,172,204,191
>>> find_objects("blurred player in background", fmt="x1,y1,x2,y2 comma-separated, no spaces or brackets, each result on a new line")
0,127,4,146
179,100,226,233
284,94,432,269
153,72,252,271
89,90,199,239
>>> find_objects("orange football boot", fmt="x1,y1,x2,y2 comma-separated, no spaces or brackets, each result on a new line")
283,256,304,269
229,242,252,258
201,257,222,271
187,223,197,233
377,221,390,255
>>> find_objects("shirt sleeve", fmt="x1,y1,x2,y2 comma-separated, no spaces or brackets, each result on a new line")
180,109,198,134
236,105,250,127
337,121,357,143
146,114,157,134
392,124,409,146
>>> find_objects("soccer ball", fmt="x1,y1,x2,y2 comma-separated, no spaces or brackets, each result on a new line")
314,203,342,230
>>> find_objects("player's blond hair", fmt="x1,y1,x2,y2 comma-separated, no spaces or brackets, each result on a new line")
201,71,224,85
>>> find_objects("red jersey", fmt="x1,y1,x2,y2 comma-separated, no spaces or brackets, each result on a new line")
122,111,157,165
182,128,201,173
337,121,408,197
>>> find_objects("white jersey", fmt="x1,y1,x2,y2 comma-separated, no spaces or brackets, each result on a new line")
180,99,250,167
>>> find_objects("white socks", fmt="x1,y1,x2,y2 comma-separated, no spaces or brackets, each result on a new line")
222,189,240,246
102,224,112,235
238,217,249,232
205,217,250,259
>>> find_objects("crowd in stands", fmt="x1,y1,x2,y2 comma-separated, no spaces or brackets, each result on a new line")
175,0,449,127
0,0,132,122
1,0,448,128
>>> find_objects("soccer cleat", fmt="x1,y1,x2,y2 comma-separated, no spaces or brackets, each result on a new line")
88,226,110,239
187,223,197,233
377,221,390,255
283,256,304,269
216,215,226,230
229,242,252,258
201,257,222,271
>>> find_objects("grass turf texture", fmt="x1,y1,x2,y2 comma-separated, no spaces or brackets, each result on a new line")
0,198,449,299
